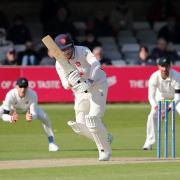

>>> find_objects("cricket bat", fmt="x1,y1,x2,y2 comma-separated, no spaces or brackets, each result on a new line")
42,35,89,93
42,35,76,76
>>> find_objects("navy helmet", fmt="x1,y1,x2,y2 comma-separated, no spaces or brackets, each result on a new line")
156,57,171,66
54,34,74,50
16,77,29,87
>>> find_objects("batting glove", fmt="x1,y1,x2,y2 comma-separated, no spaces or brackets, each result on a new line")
68,70,81,86
72,79,94,93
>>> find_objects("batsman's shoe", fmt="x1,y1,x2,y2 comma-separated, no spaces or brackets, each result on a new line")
107,133,113,144
67,120,75,126
99,151,111,161
142,144,152,150
67,120,81,133
49,143,59,152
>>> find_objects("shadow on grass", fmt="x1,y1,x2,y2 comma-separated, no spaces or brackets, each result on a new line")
112,148,143,151
61,148,147,152
61,149,97,152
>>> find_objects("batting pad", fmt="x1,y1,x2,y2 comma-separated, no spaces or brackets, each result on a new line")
67,121,93,140
85,115,111,153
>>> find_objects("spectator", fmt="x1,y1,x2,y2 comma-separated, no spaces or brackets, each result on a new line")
45,6,78,38
93,46,112,65
94,10,113,37
84,18,96,36
109,0,133,35
37,46,47,60
158,16,180,44
0,28,14,62
0,10,9,30
147,0,177,28
0,28,6,44
1,47,18,65
7,14,32,44
81,32,101,51
40,0,69,34
137,46,156,66
18,41,39,66
39,49,56,66
150,37,180,64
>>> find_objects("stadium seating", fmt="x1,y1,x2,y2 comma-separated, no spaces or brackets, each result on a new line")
104,50,122,60
1,0,180,67
111,59,127,66
118,37,137,45
136,29,157,44
73,21,86,35
118,30,134,37
14,44,26,53
98,37,118,51
121,43,140,52
133,21,151,30
153,22,166,32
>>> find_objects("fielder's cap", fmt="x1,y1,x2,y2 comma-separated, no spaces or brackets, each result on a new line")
156,57,171,66
16,77,29,87
54,34,73,50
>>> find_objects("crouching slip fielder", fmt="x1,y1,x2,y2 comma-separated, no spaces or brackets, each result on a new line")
143,57,180,150
54,34,111,161
0,77,59,152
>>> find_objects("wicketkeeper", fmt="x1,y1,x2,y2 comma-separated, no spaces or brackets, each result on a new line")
0,77,59,152
143,57,180,150
53,33,112,161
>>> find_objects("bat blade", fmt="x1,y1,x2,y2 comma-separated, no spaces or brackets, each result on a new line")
42,35,75,75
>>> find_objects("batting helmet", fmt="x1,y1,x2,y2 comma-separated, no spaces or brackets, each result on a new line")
54,34,74,50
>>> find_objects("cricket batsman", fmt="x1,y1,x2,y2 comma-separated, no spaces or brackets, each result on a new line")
143,57,180,150
0,77,59,152
52,33,112,161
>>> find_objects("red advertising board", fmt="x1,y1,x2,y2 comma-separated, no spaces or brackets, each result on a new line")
0,66,180,103
0,67,21,100
22,67,74,102
105,66,157,102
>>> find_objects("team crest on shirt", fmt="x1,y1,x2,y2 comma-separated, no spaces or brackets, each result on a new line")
75,61,81,67
79,71,84,76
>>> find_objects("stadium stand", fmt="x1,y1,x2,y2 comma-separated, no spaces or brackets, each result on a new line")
133,21,151,30
111,59,127,66
0,0,180,66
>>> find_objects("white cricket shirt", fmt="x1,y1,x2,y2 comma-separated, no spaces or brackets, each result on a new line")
148,69,180,107
3,88,37,113
55,46,107,90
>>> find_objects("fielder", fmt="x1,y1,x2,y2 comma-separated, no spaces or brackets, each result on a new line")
53,33,112,161
0,77,59,152
143,57,180,150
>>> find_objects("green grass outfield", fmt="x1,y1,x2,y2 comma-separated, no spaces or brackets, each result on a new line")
0,103,180,179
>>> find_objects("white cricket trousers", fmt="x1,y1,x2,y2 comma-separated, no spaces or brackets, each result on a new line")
74,81,111,154
74,81,108,127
